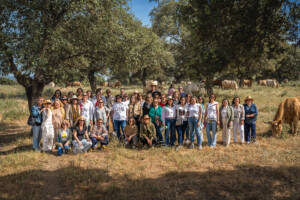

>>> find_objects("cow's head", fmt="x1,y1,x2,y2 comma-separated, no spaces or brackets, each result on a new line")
271,120,282,136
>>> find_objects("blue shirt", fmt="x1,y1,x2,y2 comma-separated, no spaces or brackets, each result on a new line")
31,105,42,125
243,104,258,124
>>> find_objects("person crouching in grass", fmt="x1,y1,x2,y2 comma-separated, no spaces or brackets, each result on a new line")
56,120,72,156
89,119,109,150
140,115,157,148
124,117,138,149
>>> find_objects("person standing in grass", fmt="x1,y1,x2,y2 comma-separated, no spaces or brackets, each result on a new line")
127,95,142,131
124,117,139,148
94,99,108,127
140,115,157,147
142,96,153,117
41,100,55,153
52,99,65,150
80,93,94,129
188,96,203,149
162,96,176,147
159,94,167,107
76,88,84,103
172,91,180,105
70,95,81,128
72,116,92,153
204,94,219,148
56,120,72,156
219,99,234,147
243,96,258,144
175,96,189,150
149,98,163,144
89,119,109,150
232,97,245,144
51,89,62,103
168,84,176,97
30,97,44,152
111,95,128,140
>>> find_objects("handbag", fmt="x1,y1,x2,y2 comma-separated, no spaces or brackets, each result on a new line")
27,114,35,126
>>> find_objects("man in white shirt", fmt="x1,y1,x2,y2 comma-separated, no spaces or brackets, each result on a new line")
81,93,94,128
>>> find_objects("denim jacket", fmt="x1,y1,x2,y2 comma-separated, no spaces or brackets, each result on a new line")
31,105,42,125
243,104,258,124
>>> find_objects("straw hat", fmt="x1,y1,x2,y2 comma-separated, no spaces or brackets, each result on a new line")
71,95,78,100
43,99,52,105
245,96,254,101
76,116,86,121
151,81,158,86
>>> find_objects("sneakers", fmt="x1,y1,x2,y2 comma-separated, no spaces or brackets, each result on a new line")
176,145,183,151
189,143,194,149
198,145,202,150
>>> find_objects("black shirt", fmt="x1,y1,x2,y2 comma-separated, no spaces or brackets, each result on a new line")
74,126,87,141
143,103,152,116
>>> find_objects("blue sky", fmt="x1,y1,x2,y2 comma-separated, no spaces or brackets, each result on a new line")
128,0,157,27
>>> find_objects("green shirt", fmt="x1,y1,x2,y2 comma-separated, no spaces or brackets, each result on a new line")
149,105,162,123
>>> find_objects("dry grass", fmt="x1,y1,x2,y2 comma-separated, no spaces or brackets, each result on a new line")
0,83,300,200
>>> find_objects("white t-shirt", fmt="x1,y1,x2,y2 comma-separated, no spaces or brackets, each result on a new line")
188,103,201,118
81,100,94,121
112,102,128,121
207,102,218,120
176,104,189,121
123,100,130,108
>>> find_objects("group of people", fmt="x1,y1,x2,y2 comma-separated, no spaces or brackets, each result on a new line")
29,81,258,155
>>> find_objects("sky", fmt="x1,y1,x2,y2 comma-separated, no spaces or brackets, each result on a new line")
128,0,157,27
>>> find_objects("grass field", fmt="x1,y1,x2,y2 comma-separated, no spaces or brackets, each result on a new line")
0,83,300,200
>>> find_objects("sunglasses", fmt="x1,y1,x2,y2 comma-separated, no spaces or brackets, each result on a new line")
99,102,104,103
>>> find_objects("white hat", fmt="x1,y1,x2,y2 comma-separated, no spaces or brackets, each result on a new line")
151,81,158,86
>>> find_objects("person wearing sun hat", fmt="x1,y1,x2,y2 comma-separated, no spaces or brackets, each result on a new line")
69,95,81,127
147,81,161,98
72,116,92,153
41,99,55,152
243,96,258,144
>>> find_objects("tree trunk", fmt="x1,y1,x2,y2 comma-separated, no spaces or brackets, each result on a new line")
25,81,45,113
88,70,97,93
205,78,214,96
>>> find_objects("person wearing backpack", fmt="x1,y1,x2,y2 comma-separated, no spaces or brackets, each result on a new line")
29,97,44,152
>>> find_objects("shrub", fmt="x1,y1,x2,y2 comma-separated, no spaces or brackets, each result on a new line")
0,77,17,85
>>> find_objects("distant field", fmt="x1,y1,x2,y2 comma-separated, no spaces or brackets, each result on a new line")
0,83,300,200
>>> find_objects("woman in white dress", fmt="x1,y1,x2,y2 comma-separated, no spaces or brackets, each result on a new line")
41,100,54,152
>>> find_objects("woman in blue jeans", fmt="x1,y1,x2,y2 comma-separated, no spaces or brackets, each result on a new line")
111,95,128,140
175,96,189,150
30,97,44,152
204,94,219,148
188,96,203,149
243,96,258,144
162,96,176,146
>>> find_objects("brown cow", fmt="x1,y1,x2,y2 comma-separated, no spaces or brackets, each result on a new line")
258,80,267,86
221,80,238,90
241,80,252,88
213,80,222,88
271,97,300,136
67,81,81,87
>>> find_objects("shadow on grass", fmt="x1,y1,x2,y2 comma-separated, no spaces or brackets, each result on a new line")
0,144,32,155
0,122,31,145
0,164,299,200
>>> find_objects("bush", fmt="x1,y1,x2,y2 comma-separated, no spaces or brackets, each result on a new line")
0,77,17,85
